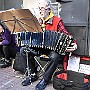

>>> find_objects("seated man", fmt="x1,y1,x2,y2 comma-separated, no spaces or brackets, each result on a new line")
20,0,77,89
0,23,18,68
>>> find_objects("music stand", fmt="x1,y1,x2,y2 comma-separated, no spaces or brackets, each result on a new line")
0,9,42,33
0,9,42,85
11,16,32,85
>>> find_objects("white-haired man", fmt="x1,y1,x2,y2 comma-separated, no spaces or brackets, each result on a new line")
35,0,77,90
20,0,77,89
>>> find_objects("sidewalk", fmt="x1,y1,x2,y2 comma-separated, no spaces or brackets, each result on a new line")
0,67,55,90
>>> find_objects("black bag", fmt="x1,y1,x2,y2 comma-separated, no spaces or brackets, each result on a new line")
12,52,25,73
53,70,90,90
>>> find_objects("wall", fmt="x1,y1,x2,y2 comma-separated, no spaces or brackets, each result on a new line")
0,0,4,11
4,0,23,10
0,0,23,11
23,0,40,18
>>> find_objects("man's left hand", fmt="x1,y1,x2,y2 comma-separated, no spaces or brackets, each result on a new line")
66,43,77,52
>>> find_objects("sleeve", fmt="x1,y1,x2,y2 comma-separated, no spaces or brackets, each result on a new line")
2,29,11,45
57,20,77,43
57,19,70,35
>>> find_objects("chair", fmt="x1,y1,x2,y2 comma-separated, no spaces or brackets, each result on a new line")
34,54,68,77
34,54,50,77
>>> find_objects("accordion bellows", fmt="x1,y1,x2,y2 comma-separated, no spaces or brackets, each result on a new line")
15,30,74,55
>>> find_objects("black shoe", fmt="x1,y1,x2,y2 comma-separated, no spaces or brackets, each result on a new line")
35,79,48,90
22,75,38,86
0,57,5,61
31,74,38,82
22,77,31,86
0,60,11,68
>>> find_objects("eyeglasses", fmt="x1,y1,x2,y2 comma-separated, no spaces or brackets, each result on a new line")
38,7,49,11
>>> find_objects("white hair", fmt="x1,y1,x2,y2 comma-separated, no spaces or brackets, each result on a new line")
38,0,52,9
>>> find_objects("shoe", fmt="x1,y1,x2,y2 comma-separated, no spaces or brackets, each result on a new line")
31,74,38,82
0,59,11,68
22,77,31,86
0,58,5,63
35,79,48,90
22,74,38,86
0,57,5,61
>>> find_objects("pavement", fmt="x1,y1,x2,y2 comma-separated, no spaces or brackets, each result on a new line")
0,66,55,90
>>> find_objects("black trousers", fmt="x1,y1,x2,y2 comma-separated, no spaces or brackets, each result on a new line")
43,51,65,82
0,45,18,61
0,46,4,58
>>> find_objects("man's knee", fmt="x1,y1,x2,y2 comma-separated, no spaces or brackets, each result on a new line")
20,47,26,54
48,51,61,61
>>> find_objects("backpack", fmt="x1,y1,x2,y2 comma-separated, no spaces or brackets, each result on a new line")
53,70,90,90
12,52,25,73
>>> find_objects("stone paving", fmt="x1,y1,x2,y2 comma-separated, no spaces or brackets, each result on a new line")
0,67,55,90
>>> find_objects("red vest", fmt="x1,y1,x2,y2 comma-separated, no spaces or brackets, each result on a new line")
45,16,62,32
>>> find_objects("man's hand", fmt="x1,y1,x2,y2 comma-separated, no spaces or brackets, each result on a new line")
66,43,77,52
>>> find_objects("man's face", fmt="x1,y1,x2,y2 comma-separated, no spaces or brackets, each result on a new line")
0,25,3,33
38,3,50,20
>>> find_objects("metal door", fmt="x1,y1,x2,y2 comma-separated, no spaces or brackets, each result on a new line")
59,0,89,56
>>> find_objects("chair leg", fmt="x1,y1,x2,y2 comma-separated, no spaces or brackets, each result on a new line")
34,56,50,77
34,56,45,72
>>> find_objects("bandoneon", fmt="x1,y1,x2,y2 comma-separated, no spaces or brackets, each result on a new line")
15,30,74,55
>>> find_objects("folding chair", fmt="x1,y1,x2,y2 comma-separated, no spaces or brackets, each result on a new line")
34,54,50,77
34,54,68,77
